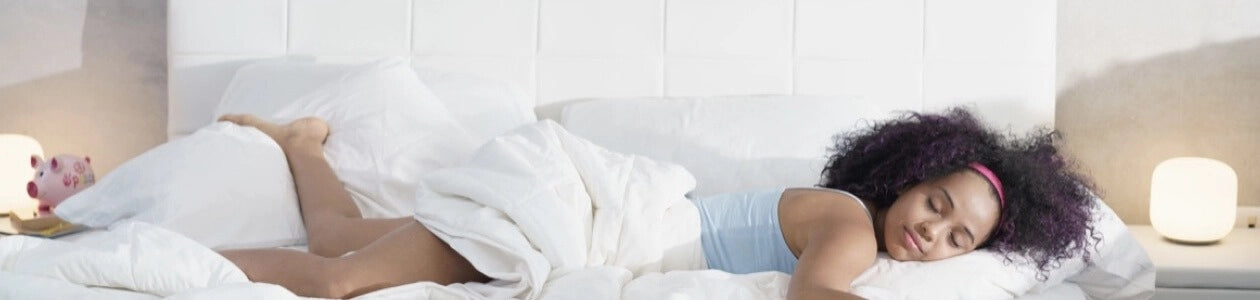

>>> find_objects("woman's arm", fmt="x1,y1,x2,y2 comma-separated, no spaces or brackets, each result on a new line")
787,211,878,300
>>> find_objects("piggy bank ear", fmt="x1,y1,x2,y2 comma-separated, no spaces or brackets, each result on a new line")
30,155,42,168
85,156,91,164
50,158,59,171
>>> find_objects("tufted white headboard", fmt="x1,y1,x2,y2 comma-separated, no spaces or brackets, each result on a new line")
168,0,1055,140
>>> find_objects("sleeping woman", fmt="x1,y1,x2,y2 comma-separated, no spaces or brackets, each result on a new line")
216,107,1097,299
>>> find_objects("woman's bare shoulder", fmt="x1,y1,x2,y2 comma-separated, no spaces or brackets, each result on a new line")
782,187,873,226
786,189,879,296
779,188,877,259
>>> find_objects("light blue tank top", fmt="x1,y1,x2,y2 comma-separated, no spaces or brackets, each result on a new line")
692,187,869,274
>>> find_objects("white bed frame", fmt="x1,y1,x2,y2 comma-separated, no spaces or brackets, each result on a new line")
167,0,1056,140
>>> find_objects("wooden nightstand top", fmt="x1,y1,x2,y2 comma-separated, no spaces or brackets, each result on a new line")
1128,225,1260,290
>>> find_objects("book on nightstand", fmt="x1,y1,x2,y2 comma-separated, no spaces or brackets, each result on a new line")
1,212,89,238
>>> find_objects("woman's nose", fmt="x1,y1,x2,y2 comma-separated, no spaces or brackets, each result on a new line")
917,220,948,242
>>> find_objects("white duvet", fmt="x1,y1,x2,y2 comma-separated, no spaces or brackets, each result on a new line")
398,120,800,299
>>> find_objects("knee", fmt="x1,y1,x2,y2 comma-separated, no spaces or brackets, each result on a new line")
300,261,358,299
305,222,352,257
307,240,349,258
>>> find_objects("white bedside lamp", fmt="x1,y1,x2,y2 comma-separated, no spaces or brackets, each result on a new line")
0,134,44,214
1150,157,1237,244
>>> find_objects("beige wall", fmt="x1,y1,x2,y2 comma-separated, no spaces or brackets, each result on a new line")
0,0,167,177
1057,0,1260,224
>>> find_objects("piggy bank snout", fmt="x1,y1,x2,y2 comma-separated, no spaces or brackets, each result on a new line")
27,181,38,198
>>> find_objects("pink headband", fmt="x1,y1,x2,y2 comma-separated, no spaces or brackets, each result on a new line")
968,162,1006,209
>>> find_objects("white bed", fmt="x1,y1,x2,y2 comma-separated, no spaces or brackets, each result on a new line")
0,1,1154,299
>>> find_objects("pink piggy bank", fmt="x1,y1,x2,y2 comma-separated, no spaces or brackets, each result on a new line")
27,154,96,214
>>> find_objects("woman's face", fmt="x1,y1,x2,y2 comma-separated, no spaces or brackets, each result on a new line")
882,169,1002,261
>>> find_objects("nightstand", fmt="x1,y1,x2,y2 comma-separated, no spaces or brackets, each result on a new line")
1128,225,1260,300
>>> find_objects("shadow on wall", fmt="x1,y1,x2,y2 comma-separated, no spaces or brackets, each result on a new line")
1056,37,1260,225
0,0,167,175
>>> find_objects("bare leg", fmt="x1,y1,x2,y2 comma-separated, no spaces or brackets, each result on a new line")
221,222,489,298
217,114,410,257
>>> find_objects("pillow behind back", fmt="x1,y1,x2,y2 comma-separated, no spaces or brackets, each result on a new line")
55,122,303,249
217,58,480,218
213,57,535,145
560,95,881,198
56,59,481,249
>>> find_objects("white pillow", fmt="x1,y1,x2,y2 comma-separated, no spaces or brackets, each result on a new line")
1061,200,1156,299
413,67,537,142
213,57,535,144
559,97,1154,298
54,122,304,250
854,252,1039,299
216,58,480,218
850,196,1152,299
560,95,881,198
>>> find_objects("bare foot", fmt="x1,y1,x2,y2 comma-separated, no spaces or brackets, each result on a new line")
218,114,330,151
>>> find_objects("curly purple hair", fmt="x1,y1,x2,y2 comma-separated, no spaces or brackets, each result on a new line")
818,107,1098,277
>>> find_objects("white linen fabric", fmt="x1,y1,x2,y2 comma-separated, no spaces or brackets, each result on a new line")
405,120,705,299
52,122,305,249
217,58,481,218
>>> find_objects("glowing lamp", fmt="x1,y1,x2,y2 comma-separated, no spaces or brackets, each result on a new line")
1150,157,1237,244
0,134,44,214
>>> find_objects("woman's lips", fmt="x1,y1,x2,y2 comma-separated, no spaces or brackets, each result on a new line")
904,226,922,254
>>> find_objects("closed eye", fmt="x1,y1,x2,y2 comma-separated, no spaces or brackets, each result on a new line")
928,198,963,248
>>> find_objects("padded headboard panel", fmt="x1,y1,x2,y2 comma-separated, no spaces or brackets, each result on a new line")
169,0,1055,140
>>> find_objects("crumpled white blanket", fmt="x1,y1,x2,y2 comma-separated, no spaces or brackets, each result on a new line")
397,120,800,299
0,220,295,299
0,121,909,299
